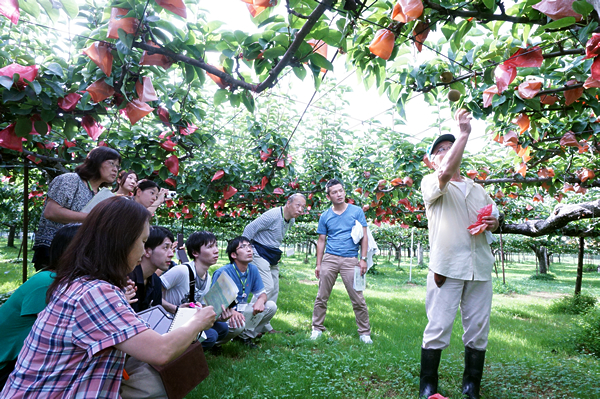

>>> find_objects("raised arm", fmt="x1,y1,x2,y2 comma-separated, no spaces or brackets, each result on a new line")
437,109,472,190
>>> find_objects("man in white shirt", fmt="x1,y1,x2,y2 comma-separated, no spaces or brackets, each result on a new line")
419,109,499,399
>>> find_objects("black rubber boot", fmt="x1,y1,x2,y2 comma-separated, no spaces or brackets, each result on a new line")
419,348,442,398
462,346,486,399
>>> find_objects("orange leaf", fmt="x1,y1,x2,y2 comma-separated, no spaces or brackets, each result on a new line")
517,162,527,177
86,78,115,103
537,167,555,178
495,64,516,93
504,46,544,68
369,29,395,60
247,4,267,17
412,20,430,52
540,94,558,105
508,193,518,199
254,0,278,6
139,42,173,69
83,42,113,77
403,176,413,187
483,85,499,108
532,0,582,21
493,133,503,144
578,141,589,153
554,193,564,202
575,184,587,194
0,0,19,24
390,178,403,186
559,131,580,147
467,170,478,179
355,187,363,194
533,193,543,202
165,154,179,176
392,0,424,23
495,189,504,199
107,8,139,39
125,99,154,125
564,80,583,106
577,168,595,183
517,81,542,99
376,192,385,201
514,113,530,134
136,76,159,102
307,39,328,58
563,183,575,192
502,131,519,149
207,66,229,89
155,0,187,18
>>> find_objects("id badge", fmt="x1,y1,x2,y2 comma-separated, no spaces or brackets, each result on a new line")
237,303,247,312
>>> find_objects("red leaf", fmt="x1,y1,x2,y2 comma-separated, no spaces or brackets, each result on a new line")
554,193,564,203
26,155,41,164
165,199,174,207
412,20,430,52
184,212,193,219
86,78,115,103
179,122,198,136
57,92,82,112
564,80,583,105
585,33,600,59
533,193,544,202
254,0,278,6
83,42,113,77
502,130,519,148
165,154,179,176
155,0,187,18
81,115,104,141
495,64,516,93
64,139,76,148
559,131,580,147
392,0,424,23
0,0,19,24
276,158,285,168
136,76,158,102
514,113,530,134
403,176,413,187
504,46,543,68
139,42,173,69
157,106,170,125
211,170,225,182
0,63,38,88
517,81,542,99
526,204,533,211
260,176,269,190
575,184,587,194
376,192,385,201
125,99,154,125
107,8,139,39
160,138,177,152
273,187,284,195
182,205,189,214
223,185,238,200
0,123,22,152
584,76,600,89
466,204,493,235
165,178,177,188
532,0,582,21
369,29,395,60
537,167,555,178
483,85,498,108
260,148,273,161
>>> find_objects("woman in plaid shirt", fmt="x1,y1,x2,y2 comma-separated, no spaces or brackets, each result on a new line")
1,197,215,399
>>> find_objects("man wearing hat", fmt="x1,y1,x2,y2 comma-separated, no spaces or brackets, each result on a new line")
419,109,499,399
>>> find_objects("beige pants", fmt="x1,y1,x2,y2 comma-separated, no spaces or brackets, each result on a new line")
312,253,371,335
217,300,278,342
252,251,280,332
422,271,492,351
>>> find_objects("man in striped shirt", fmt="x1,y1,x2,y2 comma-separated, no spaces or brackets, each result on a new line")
242,193,306,334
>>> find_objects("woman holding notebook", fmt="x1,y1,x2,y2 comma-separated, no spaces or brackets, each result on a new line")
0,197,215,399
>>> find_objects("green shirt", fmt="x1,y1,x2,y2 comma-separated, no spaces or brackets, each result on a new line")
0,270,54,370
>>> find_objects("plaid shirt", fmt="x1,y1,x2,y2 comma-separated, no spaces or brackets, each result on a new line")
0,278,149,398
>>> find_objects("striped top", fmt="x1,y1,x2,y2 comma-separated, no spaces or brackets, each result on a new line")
242,207,294,249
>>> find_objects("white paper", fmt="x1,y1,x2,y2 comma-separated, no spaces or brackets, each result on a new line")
242,307,265,331
353,266,366,291
81,188,114,213
203,272,239,318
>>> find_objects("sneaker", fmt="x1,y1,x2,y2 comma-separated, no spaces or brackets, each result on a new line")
310,330,322,340
233,336,258,349
359,335,373,344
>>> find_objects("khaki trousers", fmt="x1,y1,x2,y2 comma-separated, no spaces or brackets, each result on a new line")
422,271,492,351
252,252,279,332
312,253,371,335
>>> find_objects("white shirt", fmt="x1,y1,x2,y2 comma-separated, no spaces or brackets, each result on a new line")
160,262,212,305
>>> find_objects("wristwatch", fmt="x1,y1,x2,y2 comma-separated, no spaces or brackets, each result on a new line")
360,256,367,261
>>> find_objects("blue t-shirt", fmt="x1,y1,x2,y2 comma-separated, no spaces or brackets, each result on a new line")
317,203,367,258
211,262,265,304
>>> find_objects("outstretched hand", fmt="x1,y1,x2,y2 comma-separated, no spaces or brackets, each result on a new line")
454,108,472,135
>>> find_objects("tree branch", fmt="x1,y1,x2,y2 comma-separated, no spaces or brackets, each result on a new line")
133,0,333,93
502,199,600,237
423,0,546,24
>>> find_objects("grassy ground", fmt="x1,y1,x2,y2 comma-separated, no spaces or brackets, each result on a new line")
1,240,600,398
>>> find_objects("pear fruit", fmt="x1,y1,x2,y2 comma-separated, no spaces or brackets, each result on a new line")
448,89,461,102
440,71,453,83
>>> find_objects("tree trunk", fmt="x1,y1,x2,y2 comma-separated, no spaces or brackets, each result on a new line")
575,237,584,296
417,242,424,266
534,246,548,274
7,225,16,247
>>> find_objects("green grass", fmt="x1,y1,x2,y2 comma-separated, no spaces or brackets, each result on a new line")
1,240,600,398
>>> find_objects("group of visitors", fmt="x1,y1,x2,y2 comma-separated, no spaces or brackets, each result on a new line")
0,109,500,399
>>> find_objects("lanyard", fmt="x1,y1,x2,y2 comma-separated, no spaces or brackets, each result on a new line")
86,180,94,194
233,264,248,301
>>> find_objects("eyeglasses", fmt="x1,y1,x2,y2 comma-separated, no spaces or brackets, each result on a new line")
237,243,251,250
106,160,120,170
433,144,453,157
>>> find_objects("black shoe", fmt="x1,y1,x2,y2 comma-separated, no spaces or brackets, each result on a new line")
462,346,486,399
233,336,258,349
419,348,442,398
206,344,223,355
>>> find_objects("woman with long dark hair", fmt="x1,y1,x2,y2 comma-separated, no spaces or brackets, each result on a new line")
1,197,215,399
32,146,122,271
113,170,138,196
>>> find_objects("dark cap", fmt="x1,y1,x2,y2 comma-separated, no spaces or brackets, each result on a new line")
427,134,456,157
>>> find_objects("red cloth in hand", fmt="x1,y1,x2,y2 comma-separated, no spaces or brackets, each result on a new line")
467,204,493,236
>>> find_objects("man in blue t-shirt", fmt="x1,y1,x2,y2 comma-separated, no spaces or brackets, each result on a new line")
211,236,277,348
311,178,372,344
